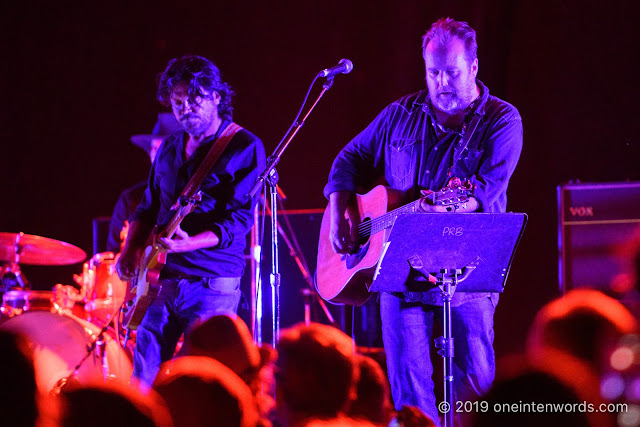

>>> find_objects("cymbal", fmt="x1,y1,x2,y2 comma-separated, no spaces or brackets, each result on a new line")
0,232,87,265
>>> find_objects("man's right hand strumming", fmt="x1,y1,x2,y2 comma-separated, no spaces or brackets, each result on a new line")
115,219,152,281
115,245,140,281
328,191,357,254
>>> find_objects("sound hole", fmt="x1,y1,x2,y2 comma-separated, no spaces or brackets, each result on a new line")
358,217,371,245
344,217,371,269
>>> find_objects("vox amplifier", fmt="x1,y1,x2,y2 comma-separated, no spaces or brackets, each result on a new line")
557,181,640,293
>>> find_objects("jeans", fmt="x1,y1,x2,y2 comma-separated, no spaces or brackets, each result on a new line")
132,276,242,386
380,292,496,426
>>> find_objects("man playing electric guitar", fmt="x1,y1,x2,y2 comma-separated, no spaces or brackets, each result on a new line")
116,55,265,386
323,18,522,425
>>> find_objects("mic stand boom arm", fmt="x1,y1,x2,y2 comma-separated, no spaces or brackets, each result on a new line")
248,77,334,198
248,77,337,346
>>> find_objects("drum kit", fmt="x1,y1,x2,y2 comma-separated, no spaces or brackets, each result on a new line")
0,232,133,394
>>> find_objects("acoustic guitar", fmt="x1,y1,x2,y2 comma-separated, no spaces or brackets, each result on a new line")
316,183,473,306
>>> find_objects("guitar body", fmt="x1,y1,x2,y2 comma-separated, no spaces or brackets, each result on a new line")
121,191,203,330
122,246,166,330
316,185,406,306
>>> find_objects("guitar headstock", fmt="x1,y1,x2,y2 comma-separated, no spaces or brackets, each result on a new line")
432,179,475,206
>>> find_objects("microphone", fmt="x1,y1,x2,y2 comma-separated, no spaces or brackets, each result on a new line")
317,58,354,78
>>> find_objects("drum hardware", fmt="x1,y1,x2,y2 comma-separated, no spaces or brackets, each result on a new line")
96,334,109,381
2,286,84,318
73,261,92,302
73,252,127,326
1,263,28,291
52,284,82,311
50,297,129,395
49,330,109,397
72,253,133,352
1,290,55,317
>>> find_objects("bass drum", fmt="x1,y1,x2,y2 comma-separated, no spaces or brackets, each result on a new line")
0,310,132,393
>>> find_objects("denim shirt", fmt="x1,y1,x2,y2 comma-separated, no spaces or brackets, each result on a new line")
132,120,266,279
324,80,523,306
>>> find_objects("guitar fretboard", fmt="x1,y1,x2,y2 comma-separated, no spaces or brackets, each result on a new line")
138,193,202,279
354,187,470,240
356,199,421,240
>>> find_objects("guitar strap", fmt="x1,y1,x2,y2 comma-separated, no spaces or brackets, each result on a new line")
447,112,482,179
173,122,243,207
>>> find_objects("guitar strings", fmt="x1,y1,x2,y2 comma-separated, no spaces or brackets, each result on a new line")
353,185,470,240
355,199,421,239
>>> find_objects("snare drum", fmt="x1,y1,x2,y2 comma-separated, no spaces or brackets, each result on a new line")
0,310,132,393
1,290,54,317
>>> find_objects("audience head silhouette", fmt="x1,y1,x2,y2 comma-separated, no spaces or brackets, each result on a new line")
275,323,357,426
154,355,260,427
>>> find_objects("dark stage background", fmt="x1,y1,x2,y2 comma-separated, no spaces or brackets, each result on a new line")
2,0,639,358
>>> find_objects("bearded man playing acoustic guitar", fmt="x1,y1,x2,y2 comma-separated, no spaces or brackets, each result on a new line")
322,18,522,425
116,55,265,386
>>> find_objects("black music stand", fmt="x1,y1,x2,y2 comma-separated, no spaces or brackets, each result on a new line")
370,212,527,427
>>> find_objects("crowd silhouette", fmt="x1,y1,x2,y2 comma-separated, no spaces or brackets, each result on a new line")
2,253,639,427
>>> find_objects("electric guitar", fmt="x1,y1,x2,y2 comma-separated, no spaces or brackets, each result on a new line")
122,191,203,329
316,182,474,306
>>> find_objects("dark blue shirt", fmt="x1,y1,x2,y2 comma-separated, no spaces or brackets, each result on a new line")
132,121,266,279
324,80,522,305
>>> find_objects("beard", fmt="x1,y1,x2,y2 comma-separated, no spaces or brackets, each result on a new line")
180,113,213,136
430,77,477,114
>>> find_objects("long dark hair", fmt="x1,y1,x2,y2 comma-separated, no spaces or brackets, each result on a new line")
157,55,234,121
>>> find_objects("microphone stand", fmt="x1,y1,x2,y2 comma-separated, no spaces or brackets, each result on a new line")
248,76,337,346
259,194,337,327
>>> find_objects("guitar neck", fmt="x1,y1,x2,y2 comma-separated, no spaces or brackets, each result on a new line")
357,199,421,240
355,187,470,240
145,200,198,263
162,212,185,239
158,193,201,240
